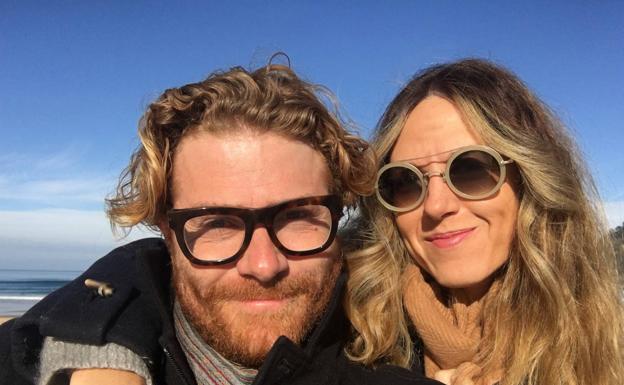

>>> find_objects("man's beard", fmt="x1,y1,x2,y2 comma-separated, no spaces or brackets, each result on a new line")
173,258,342,368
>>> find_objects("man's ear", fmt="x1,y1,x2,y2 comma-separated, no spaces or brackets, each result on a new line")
157,219,172,242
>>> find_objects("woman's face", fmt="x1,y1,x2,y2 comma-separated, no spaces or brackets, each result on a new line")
390,95,519,300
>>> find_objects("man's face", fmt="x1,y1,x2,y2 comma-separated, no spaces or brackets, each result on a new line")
162,130,341,367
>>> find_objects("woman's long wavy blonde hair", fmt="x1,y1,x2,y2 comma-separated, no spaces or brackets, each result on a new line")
345,58,624,385
106,63,375,230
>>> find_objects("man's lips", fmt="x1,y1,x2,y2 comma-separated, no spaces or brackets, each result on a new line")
231,296,300,313
425,228,476,248
239,299,286,310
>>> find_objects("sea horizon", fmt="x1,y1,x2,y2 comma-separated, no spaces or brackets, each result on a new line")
0,268,80,316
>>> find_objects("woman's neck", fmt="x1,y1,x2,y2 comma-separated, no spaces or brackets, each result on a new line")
446,278,494,305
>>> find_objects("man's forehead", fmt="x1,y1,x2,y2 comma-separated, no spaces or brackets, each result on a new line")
169,130,332,209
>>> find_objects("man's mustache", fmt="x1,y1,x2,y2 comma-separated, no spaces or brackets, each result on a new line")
197,273,320,302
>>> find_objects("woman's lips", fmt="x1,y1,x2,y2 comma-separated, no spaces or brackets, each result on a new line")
426,228,475,248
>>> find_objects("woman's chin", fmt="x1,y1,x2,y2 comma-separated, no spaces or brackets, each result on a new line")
432,273,495,302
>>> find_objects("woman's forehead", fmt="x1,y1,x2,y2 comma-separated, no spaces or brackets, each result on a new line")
390,95,482,162
391,146,460,165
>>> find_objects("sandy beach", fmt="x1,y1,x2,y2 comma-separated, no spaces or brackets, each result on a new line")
0,316,13,325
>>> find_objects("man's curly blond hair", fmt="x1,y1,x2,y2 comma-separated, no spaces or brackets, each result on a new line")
106,63,375,231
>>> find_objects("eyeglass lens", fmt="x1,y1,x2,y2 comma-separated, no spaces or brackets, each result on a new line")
377,166,424,209
182,203,334,262
377,149,502,209
448,150,501,196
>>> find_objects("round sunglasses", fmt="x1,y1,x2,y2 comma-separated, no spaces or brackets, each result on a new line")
376,145,514,213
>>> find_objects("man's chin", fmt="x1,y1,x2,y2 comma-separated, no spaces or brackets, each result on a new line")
194,296,317,367
173,256,343,367
215,319,297,367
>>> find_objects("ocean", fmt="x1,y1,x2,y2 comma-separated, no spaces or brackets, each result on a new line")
0,269,80,316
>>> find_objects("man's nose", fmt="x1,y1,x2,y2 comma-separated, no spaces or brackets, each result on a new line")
236,227,289,283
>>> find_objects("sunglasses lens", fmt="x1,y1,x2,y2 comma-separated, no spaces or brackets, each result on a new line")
449,150,501,198
377,166,423,209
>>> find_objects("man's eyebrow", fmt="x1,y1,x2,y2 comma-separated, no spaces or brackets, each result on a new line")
178,195,322,210
179,201,245,209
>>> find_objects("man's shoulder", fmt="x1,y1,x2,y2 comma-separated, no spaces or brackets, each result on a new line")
338,358,442,385
23,237,167,326
0,318,34,384
1,238,171,383
356,364,442,385
88,237,168,272
291,338,441,385
74,237,168,288
28,237,170,345
0,319,22,383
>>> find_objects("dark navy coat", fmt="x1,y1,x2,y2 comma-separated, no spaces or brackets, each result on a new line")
0,238,440,385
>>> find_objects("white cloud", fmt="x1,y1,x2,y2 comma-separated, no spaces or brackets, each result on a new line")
0,143,89,175
0,209,154,246
32,147,81,170
0,148,159,270
0,209,157,269
603,201,624,229
0,147,119,207
0,146,164,270
0,177,114,204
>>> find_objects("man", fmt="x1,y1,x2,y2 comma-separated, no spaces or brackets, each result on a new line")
0,63,440,385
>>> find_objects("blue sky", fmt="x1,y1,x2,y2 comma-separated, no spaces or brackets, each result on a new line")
1,1,623,269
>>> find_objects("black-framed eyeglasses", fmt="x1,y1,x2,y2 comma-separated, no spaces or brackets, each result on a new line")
167,195,343,265
376,145,514,213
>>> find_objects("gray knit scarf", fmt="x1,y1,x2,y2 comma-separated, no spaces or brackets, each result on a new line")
173,301,258,385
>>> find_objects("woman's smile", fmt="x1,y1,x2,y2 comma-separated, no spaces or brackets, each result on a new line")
425,227,476,249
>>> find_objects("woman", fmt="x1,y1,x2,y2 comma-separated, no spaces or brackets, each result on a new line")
345,59,623,385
